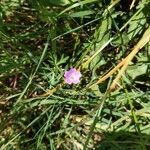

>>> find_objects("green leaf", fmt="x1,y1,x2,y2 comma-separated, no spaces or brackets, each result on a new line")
46,0,72,6
89,15,111,71
93,16,111,48
29,0,77,7
112,32,129,46
90,84,101,96
70,10,94,18
127,10,146,40
126,64,148,80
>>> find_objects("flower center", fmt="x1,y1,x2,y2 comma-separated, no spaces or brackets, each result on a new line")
70,76,75,80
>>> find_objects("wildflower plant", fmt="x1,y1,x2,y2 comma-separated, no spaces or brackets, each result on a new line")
0,0,150,150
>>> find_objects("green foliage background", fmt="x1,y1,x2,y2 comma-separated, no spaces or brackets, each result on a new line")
0,0,150,149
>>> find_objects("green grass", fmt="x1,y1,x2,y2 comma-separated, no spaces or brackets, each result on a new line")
0,0,150,149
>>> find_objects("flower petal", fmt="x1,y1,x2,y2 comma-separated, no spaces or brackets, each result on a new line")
64,68,82,84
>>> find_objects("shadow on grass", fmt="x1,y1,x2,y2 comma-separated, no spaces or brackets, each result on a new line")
95,131,150,150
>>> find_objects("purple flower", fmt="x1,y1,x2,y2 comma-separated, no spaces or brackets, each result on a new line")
64,68,82,84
